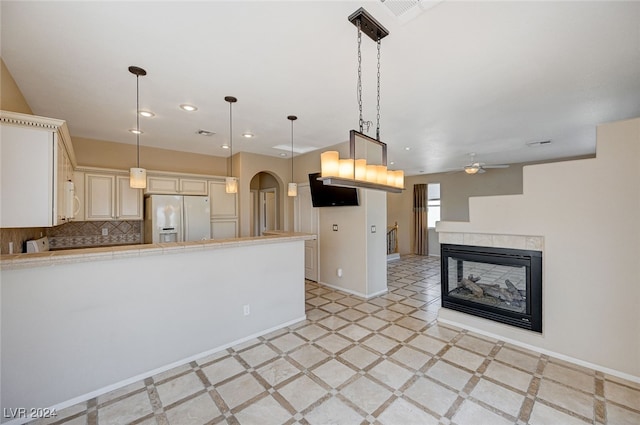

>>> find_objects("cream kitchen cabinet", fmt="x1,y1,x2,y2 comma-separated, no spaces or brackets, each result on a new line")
208,180,238,238
0,111,76,227
85,173,143,220
56,137,78,223
145,176,208,195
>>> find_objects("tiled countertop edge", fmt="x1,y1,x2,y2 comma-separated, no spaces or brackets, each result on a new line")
0,233,316,271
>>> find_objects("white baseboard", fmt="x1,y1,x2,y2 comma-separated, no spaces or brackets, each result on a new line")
437,317,640,384
317,281,388,299
2,315,307,425
387,253,400,261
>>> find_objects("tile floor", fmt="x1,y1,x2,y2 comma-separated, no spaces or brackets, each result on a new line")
32,255,639,425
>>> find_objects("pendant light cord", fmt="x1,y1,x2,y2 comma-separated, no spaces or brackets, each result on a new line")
376,36,381,141
357,19,363,134
291,119,294,180
136,74,140,168
229,101,233,177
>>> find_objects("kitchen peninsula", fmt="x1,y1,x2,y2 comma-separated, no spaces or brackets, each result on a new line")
1,233,314,416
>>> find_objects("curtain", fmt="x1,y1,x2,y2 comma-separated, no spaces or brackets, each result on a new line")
413,184,428,255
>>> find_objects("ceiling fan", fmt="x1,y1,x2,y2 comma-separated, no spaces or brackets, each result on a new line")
455,153,510,175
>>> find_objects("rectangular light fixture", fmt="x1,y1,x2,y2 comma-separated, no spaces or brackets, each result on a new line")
318,130,404,194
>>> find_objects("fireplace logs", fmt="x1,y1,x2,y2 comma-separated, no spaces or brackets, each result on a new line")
456,275,524,306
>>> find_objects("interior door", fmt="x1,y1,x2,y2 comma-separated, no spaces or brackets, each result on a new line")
294,183,319,281
260,188,277,234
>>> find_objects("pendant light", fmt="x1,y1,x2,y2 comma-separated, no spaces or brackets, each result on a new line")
225,96,238,194
128,66,147,189
318,8,404,193
287,115,298,197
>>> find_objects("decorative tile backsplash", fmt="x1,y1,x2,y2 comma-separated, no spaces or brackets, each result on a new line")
0,227,46,254
0,221,143,254
47,221,143,250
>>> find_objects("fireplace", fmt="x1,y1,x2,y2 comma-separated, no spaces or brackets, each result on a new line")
441,244,542,332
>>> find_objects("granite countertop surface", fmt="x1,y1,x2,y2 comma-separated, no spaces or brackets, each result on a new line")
0,233,316,270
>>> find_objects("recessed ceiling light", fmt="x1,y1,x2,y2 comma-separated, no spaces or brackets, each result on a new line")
390,161,395,165
129,129,143,135
279,153,287,157
139,111,155,118
242,132,254,138
221,144,229,149
179,104,198,112
404,147,411,151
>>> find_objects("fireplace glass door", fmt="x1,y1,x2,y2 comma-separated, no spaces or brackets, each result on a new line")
441,244,542,332
446,258,527,313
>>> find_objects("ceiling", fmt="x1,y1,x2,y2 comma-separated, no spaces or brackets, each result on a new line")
2,0,639,176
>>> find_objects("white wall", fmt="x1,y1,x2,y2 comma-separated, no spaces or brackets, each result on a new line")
1,241,306,415
436,117,640,379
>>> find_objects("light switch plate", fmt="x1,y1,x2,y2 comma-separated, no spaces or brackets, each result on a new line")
333,224,338,231
371,225,376,233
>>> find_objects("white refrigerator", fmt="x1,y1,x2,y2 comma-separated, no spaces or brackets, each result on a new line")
144,195,211,243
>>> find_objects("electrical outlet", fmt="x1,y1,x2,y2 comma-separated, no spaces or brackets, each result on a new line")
102,228,109,236
243,304,250,316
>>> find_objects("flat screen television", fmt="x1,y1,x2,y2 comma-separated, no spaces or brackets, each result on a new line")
308,172,359,207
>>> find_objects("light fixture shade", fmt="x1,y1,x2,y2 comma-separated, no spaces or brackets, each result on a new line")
288,182,298,197
464,166,480,174
321,151,340,177
129,167,147,189
225,176,238,193
338,159,355,179
365,164,378,182
376,165,387,184
387,171,396,186
394,170,405,188
355,159,367,180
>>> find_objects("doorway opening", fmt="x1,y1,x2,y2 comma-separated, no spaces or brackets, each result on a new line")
249,172,280,236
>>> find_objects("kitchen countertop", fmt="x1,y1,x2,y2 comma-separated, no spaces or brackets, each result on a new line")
0,233,316,270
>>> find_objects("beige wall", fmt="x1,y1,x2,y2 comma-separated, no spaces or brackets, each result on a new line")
387,156,593,256
72,136,228,176
0,58,32,114
388,165,527,255
237,152,293,236
437,117,640,379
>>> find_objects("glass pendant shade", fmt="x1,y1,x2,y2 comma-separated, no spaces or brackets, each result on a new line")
338,159,355,179
225,176,238,194
288,182,298,197
321,151,340,177
129,167,147,188
355,159,367,180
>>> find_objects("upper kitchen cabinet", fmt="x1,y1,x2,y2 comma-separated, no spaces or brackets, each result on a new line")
85,173,143,220
208,180,237,218
146,176,208,195
0,111,77,227
208,180,238,238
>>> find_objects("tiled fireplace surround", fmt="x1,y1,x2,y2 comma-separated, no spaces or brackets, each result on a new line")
437,232,544,253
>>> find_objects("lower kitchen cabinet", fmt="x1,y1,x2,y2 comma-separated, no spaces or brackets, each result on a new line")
211,219,238,239
85,173,142,220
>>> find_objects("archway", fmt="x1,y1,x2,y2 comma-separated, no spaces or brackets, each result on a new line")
249,171,281,236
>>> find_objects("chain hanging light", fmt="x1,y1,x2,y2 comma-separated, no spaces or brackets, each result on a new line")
287,115,298,197
225,96,238,194
129,66,147,189
319,8,404,193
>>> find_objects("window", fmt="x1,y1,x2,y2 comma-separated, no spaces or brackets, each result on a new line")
427,183,440,228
